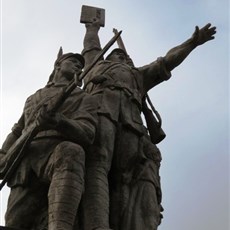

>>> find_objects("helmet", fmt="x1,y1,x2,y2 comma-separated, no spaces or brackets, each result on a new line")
47,48,85,84
55,52,85,68
105,48,127,60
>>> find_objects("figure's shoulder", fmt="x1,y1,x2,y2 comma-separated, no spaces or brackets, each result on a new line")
25,87,44,102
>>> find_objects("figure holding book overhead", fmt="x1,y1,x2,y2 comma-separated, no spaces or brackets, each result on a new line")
80,5,216,230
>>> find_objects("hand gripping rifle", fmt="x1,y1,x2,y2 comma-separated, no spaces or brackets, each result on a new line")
0,30,122,190
113,28,166,144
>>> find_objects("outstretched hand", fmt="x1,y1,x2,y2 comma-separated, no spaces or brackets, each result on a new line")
192,23,216,46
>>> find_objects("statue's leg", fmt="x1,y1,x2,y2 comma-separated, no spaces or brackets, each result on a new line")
109,126,140,229
45,141,85,230
83,115,116,230
119,134,163,230
5,177,48,229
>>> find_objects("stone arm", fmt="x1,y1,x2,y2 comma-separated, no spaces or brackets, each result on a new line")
164,23,216,71
82,19,102,69
140,23,216,93
56,113,97,147
37,97,98,147
0,114,24,156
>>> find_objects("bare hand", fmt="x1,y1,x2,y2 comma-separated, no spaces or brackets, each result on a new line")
192,23,216,46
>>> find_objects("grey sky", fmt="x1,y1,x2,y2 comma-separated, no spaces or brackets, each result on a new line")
0,0,229,229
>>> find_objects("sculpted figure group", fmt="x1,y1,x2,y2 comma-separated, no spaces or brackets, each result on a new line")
0,9,216,230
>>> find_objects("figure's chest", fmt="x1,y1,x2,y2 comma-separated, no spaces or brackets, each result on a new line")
105,63,141,89
24,87,60,126
109,65,132,83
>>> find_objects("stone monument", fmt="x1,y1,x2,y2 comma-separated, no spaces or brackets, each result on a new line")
0,5,216,230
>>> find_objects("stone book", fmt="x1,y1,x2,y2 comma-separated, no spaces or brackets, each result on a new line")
80,5,105,27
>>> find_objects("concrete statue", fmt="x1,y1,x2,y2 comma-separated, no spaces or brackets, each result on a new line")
80,5,216,230
0,5,216,230
0,49,98,230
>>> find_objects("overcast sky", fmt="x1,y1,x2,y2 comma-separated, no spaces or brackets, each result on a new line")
0,0,229,229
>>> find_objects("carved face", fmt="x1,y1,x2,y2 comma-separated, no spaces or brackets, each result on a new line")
58,57,83,81
109,50,127,63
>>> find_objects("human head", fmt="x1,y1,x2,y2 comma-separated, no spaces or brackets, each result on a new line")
54,53,85,69
105,48,128,63
48,52,85,84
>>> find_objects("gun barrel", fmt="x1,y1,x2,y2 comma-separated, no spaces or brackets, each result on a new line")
113,28,127,53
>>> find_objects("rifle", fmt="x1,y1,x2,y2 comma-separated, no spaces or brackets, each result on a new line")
112,28,166,144
0,30,122,190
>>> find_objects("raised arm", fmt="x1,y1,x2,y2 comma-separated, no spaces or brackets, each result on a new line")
82,19,102,69
141,23,216,93
164,23,216,71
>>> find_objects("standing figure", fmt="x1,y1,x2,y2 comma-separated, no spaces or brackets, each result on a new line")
81,19,216,230
0,51,98,230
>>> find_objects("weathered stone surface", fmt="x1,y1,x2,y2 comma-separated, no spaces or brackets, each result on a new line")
0,5,216,230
